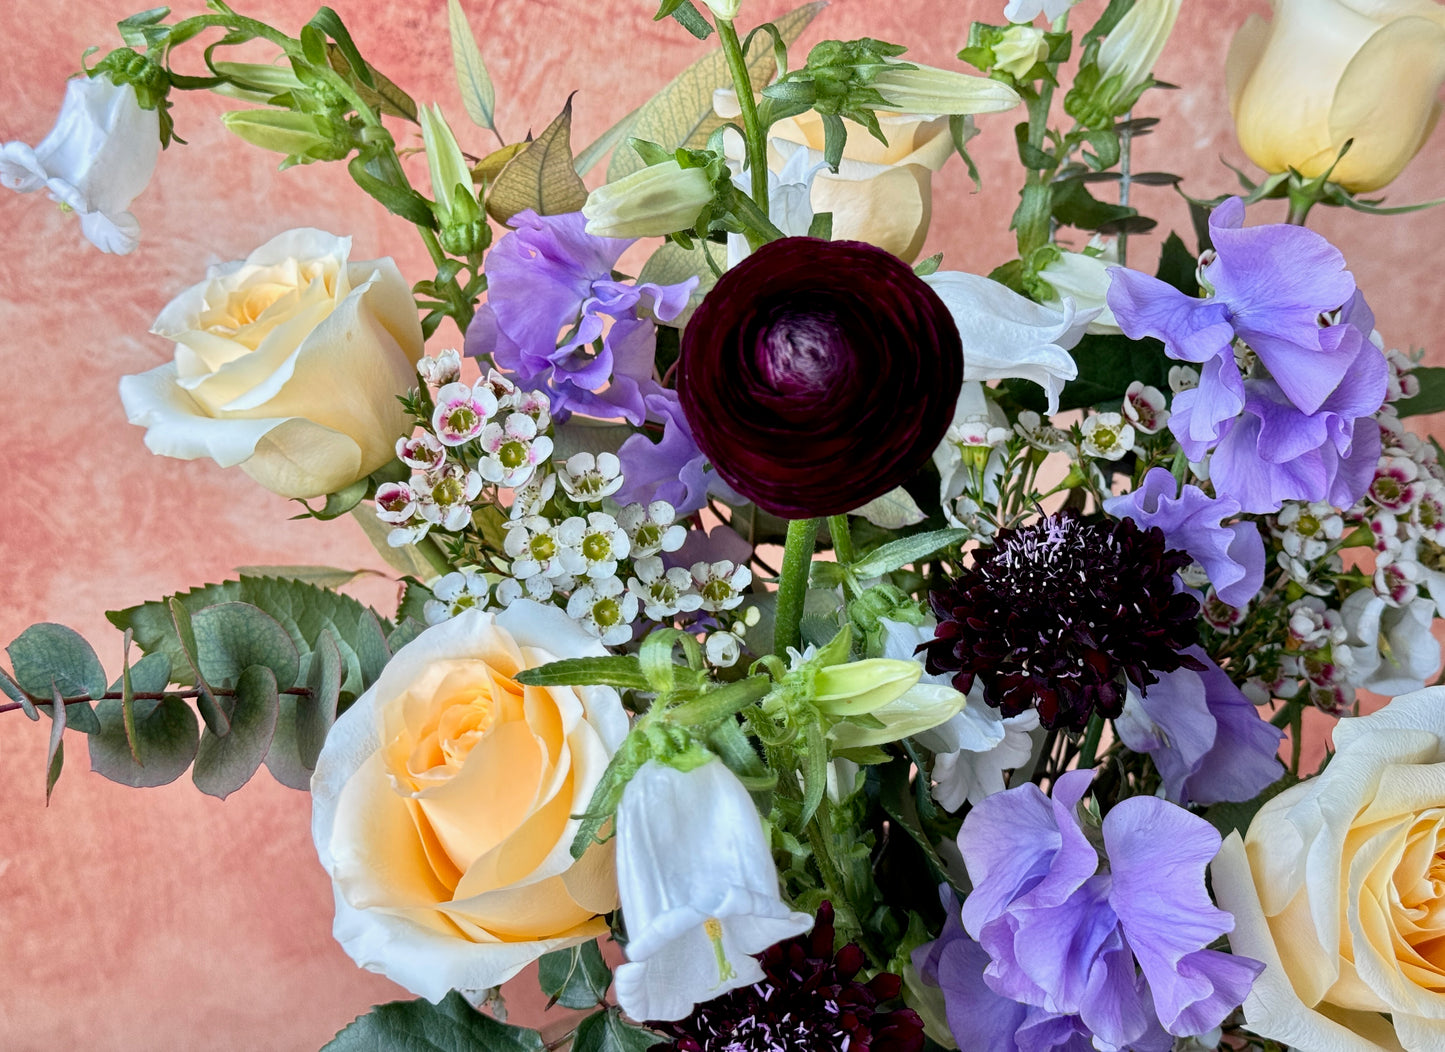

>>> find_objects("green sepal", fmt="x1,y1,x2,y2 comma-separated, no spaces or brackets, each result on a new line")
850,528,970,579
513,655,653,692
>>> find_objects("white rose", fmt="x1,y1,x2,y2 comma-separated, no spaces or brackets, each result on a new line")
310,601,629,1001
1212,687,1445,1050
119,228,423,498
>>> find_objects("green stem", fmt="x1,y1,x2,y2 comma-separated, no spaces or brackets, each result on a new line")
773,519,819,657
1077,712,1105,770
1285,191,1317,226
827,515,854,565
716,18,770,220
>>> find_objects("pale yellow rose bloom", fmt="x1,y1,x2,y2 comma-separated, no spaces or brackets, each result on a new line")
311,602,629,1001
119,228,423,499
1211,686,1445,1051
1226,0,1445,193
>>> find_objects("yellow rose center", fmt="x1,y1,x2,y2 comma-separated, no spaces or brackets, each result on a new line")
412,685,499,774
206,282,293,336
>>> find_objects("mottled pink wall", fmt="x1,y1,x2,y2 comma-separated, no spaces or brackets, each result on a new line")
2,1,1443,1048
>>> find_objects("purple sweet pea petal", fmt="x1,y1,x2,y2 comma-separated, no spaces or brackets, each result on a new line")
1115,666,1217,804
1182,655,1284,805
1103,469,1265,607
1326,416,1382,508
1106,267,1233,364
615,390,732,513
1103,796,1264,1037
1166,351,1245,457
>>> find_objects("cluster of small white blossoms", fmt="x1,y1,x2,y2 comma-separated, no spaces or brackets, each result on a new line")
386,353,758,657
375,349,553,547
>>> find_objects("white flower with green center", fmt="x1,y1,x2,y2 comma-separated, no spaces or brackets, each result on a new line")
511,389,553,432
1122,381,1170,435
431,380,499,446
1014,410,1071,453
416,348,461,388
423,570,491,625
691,560,751,613
504,516,583,580
508,470,557,521
1079,412,1135,461
627,557,703,621
413,463,483,531
1274,501,1343,561
558,452,623,503
617,501,686,558
1410,481,1445,544
494,573,556,607
479,412,552,489
557,512,631,580
566,576,637,646
395,432,445,470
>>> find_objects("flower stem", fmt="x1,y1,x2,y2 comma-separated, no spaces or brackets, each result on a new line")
773,518,819,657
1076,712,1105,769
716,18,770,220
827,515,854,565
1285,192,1317,226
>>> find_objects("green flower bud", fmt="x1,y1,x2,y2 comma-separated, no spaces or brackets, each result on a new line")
814,658,921,717
993,25,1050,80
873,61,1021,117
829,679,966,750
221,110,351,168
420,104,484,254
1097,0,1180,96
582,160,713,238
210,61,307,104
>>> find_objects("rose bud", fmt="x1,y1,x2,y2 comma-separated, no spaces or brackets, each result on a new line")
676,237,963,519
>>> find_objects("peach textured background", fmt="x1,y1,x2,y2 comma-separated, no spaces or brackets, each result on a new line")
3,0,1445,1048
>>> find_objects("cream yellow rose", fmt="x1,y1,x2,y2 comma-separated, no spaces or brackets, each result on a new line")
119,228,423,499
310,601,628,1001
1212,687,1445,1051
1226,0,1445,193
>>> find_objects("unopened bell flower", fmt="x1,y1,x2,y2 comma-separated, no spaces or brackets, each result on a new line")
613,759,813,1022
870,62,1022,118
1097,0,1182,95
582,159,713,238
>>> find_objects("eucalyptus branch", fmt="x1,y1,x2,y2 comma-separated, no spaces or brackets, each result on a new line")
1,684,313,717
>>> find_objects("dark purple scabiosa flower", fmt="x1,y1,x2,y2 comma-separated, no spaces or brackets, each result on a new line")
651,902,925,1052
923,512,1203,730
676,237,963,519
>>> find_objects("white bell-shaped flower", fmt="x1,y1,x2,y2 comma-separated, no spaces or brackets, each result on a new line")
613,759,812,1022
0,75,159,253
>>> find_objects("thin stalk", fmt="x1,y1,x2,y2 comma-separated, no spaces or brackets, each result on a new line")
1077,712,1105,770
716,18,770,219
827,515,855,565
1117,108,1133,267
773,518,819,657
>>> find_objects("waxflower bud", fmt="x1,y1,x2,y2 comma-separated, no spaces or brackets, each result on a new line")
582,159,712,238
221,109,351,169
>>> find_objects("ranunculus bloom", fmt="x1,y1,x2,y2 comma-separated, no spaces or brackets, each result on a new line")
119,229,423,498
310,602,628,1001
676,237,962,519
0,74,159,253
1212,687,1445,1051
1226,0,1445,193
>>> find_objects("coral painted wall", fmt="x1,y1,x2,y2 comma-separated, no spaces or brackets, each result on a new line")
1,0,1442,1048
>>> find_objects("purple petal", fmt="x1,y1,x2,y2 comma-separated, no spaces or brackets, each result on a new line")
1181,654,1284,805
1167,352,1244,454
1116,667,1216,804
1105,268,1234,364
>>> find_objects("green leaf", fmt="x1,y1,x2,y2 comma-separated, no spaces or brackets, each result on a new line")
170,597,227,735
1395,366,1445,418
848,487,927,530
349,152,438,227
1153,230,1200,297
667,0,715,40
850,529,969,579
89,693,200,788
192,602,302,690
264,694,313,791
387,617,427,653
1055,332,1172,413
192,664,281,800
514,656,652,691
325,43,417,121
307,7,374,88
235,565,377,589
291,479,367,523
298,630,343,769
538,940,613,1009
107,581,243,687
323,991,544,1052
45,684,65,803
486,96,588,222
572,1009,658,1052
7,623,108,701
1051,177,1140,232
608,1,825,181
447,0,497,133
350,506,442,581
120,631,141,763
0,666,37,720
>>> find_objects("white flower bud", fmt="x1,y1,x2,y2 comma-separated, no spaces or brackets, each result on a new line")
582,160,712,238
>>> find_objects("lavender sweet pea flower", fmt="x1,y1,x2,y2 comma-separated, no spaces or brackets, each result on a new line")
1116,648,1284,806
1103,468,1265,606
958,769,1263,1049
464,210,696,423
614,390,739,514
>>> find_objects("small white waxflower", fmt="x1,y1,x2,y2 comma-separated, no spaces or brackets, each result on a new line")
618,501,687,558
628,557,704,621
704,631,743,668
1368,455,1422,513
508,469,557,520
387,521,432,548
396,432,446,471
504,516,584,580
479,413,552,489
414,463,483,531
945,495,999,538
431,380,499,446
1386,348,1421,402
1410,481,1445,543
1375,555,1423,607
1079,412,1135,461
477,368,519,409
567,576,638,645
512,388,553,432
1275,502,1344,561
494,573,556,607
423,570,491,624
1168,365,1200,393
1121,381,1170,434
1201,590,1245,631
557,512,631,580
1013,410,1071,452
374,481,417,525
691,561,752,613
1287,596,1346,649
558,452,624,503
417,348,462,388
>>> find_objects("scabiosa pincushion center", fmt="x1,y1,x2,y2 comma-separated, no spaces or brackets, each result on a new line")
676,237,963,519
923,512,1203,730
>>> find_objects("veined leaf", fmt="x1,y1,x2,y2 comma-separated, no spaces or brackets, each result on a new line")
447,0,498,133
486,96,589,222
323,991,543,1051
850,528,970,579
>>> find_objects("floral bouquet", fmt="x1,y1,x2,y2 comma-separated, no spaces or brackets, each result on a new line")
7,0,1445,1049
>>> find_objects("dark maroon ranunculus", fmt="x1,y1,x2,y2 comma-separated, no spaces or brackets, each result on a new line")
676,237,963,519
